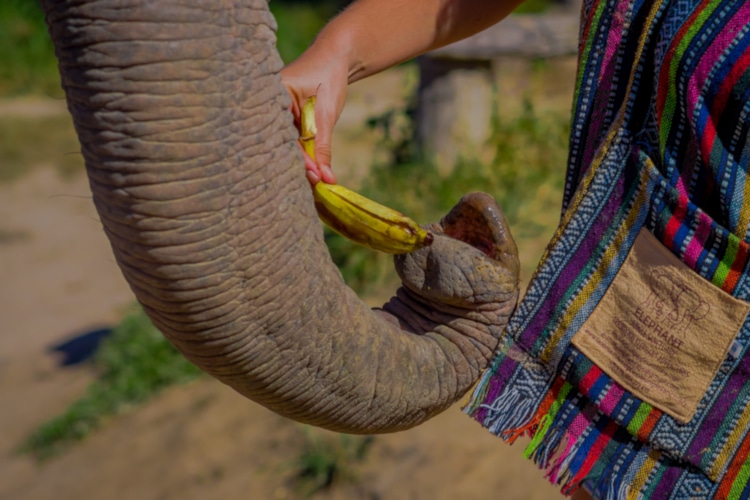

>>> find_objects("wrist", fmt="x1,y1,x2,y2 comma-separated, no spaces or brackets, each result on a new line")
307,16,365,85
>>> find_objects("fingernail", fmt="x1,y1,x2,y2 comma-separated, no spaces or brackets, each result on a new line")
306,170,320,185
323,165,335,181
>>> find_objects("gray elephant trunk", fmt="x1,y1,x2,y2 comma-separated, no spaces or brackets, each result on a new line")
42,0,519,433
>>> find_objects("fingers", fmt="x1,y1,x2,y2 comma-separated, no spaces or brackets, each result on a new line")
281,53,348,186
292,94,338,186
312,111,336,184
281,81,336,185
298,143,336,186
302,147,321,184
310,82,343,185
320,165,337,184
306,170,321,185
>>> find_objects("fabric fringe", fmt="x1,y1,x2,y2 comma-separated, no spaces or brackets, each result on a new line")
484,391,540,441
468,376,646,498
465,350,549,440
602,474,631,500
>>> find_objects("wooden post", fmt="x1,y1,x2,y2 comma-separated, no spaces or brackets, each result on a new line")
416,57,494,174
415,13,580,171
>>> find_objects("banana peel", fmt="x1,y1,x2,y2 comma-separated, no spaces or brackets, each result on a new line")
300,96,433,255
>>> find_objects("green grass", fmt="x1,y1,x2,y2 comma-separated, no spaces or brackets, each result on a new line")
21,306,202,460
292,427,373,496
0,113,84,183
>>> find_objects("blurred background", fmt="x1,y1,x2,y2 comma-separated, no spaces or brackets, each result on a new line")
0,0,578,498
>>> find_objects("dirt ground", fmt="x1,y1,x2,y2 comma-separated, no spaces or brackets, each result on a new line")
0,64,574,500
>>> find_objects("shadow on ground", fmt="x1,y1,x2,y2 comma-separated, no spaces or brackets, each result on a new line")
49,327,113,366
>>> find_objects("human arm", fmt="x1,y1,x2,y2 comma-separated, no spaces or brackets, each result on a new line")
281,0,526,184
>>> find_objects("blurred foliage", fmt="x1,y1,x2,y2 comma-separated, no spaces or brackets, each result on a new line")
0,0,556,97
515,0,556,14
268,0,555,63
0,0,61,97
270,1,349,64
0,0,351,97
22,307,202,460
328,98,569,295
292,427,373,496
0,113,83,182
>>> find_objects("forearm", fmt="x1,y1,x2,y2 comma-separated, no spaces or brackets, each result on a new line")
309,0,526,83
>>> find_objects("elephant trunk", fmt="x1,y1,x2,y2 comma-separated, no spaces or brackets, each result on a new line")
42,0,519,433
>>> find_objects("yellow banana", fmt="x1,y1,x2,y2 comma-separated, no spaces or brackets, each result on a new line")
300,96,433,255
313,183,434,254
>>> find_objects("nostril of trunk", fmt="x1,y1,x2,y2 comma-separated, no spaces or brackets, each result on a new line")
440,192,519,265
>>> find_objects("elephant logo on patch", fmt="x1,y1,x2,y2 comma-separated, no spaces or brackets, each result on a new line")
640,269,710,336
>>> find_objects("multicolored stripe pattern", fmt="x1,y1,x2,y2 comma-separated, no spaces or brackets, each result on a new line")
465,0,750,497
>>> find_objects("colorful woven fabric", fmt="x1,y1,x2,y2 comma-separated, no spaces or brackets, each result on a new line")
464,0,750,498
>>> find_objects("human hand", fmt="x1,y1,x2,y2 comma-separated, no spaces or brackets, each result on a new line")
281,50,349,185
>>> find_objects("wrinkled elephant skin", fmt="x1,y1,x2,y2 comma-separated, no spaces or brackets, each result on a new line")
41,0,520,433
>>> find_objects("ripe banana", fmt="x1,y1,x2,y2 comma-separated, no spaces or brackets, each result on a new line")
300,96,433,254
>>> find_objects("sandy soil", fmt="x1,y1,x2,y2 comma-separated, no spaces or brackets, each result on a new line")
0,66,572,500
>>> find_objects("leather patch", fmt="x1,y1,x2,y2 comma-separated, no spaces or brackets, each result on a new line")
572,229,750,423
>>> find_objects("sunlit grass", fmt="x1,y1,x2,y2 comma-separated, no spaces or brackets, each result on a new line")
292,427,373,496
